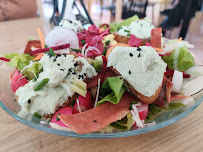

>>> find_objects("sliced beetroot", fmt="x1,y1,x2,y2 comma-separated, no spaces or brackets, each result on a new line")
0,57,10,62
151,28,162,49
72,90,93,114
30,44,70,56
10,70,28,93
50,107,72,127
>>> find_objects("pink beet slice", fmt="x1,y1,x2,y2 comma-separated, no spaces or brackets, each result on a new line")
10,70,28,93
72,90,93,114
51,107,72,127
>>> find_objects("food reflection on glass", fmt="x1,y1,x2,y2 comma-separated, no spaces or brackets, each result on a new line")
1,16,203,134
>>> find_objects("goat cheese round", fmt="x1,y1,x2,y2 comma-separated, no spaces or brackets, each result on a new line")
16,54,97,115
59,19,83,33
117,26,130,37
117,20,155,39
107,46,167,97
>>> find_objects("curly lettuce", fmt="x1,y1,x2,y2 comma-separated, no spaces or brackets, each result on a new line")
161,46,195,71
4,53,43,80
96,76,126,106
109,15,139,33
5,53,33,70
22,62,43,80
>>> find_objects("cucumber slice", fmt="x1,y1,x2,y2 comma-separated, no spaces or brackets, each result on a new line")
71,84,87,97
73,77,87,90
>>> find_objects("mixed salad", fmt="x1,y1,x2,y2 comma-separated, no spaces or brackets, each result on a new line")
1,15,203,134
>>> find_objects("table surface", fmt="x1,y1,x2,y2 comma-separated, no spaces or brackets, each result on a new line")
0,18,203,152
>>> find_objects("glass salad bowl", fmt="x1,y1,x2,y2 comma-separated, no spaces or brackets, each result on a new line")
0,48,203,138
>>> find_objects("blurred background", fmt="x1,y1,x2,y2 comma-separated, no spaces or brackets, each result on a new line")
0,0,202,48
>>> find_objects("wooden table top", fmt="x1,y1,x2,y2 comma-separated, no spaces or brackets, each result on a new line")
0,18,203,152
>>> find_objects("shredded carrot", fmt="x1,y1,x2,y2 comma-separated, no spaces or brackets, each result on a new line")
33,53,44,61
155,48,164,52
99,28,103,33
177,37,182,42
36,28,45,49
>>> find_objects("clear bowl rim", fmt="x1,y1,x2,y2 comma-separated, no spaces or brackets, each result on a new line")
0,96,202,138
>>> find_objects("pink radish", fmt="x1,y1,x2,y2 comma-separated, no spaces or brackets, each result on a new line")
137,103,149,120
72,90,93,114
10,70,28,93
132,103,149,127
45,27,79,49
50,107,72,127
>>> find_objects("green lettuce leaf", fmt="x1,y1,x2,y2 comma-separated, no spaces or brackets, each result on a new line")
5,53,33,70
145,104,162,122
146,103,185,122
97,76,126,106
161,46,195,71
109,15,139,33
109,113,135,131
22,62,43,80
162,103,184,111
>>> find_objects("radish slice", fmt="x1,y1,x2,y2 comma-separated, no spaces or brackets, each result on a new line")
181,76,203,96
10,71,28,93
184,66,203,81
171,70,183,93
131,102,149,128
49,123,73,131
45,27,79,49
72,90,93,114
50,107,72,127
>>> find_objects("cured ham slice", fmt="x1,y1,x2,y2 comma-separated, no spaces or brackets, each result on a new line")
58,92,134,134
151,28,162,49
87,69,117,88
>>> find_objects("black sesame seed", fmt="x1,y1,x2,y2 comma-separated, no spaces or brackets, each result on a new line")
60,69,64,71
28,99,31,104
93,120,97,123
137,47,141,51
84,73,87,76
138,53,141,57
63,53,67,57
74,63,78,67
57,63,60,66
48,54,52,58
140,24,143,26
69,69,72,72
69,20,72,23
13,99,17,102
129,70,131,74
72,72,76,75
129,53,133,57
137,20,139,23
81,75,84,79
57,54,61,57
53,58,56,62
78,74,82,78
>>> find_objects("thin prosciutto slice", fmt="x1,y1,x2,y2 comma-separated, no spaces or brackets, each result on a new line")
87,69,117,88
165,77,173,102
154,77,173,107
151,28,162,49
58,92,134,134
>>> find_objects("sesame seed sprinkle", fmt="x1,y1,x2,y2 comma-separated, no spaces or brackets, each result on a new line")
129,70,131,74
